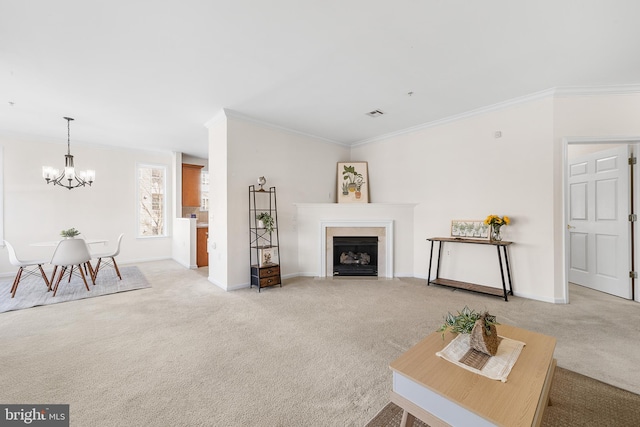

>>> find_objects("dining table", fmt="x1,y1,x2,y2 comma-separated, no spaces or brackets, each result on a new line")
30,239,108,247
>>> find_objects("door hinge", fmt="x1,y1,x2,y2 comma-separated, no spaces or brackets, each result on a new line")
630,156,637,165
630,271,638,279
629,214,638,222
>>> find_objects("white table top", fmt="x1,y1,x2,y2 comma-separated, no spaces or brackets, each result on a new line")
31,239,107,247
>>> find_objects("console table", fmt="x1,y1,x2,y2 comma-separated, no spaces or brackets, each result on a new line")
390,325,556,427
427,237,513,301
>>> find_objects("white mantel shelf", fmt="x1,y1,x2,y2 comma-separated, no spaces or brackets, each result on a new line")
293,203,418,208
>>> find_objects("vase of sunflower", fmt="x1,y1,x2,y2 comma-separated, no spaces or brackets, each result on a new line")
484,214,510,241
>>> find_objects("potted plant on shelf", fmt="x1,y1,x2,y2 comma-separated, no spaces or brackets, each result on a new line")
60,228,81,239
256,212,275,233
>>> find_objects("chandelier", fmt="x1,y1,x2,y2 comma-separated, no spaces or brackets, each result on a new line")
42,117,95,189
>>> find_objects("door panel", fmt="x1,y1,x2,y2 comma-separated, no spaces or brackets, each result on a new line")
568,145,631,299
595,179,616,220
595,234,617,278
570,182,587,220
570,233,588,271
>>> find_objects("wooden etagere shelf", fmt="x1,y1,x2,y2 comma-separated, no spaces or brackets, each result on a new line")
249,185,281,292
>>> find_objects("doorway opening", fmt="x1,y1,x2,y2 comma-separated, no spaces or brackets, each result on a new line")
565,140,640,303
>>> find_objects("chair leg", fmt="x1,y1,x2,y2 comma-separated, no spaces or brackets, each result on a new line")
78,264,90,291
10,268,20,295
93,258,102,281
38,264,51,290
49,266,58,290
52,267,67,297
112,257,122,280
68,266,74,282
10,267,24,298
86,261,95,285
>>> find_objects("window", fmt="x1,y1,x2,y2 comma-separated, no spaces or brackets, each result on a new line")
137,164,167,237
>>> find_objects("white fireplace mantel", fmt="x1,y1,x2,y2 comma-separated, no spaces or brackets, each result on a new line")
294,203,416,278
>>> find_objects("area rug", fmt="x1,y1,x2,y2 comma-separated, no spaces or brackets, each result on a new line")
0,266,150,313
365,367,640,427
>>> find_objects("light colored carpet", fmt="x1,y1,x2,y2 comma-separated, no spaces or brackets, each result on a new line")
366,367,640,426
0,260,638,427
0,266,150,313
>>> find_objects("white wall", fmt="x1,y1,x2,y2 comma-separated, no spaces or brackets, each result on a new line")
351,97,557,301
343,91,640,303
207,115,229,287
209,113,350,290
172,218,197,269
0,135,174,275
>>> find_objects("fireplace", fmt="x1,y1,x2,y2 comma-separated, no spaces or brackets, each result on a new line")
333,236,378,276
322,221,392,278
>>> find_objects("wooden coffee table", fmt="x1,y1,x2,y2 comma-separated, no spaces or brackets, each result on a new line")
389,325,556,427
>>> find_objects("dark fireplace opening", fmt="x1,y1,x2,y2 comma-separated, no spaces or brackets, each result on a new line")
333,236,378,276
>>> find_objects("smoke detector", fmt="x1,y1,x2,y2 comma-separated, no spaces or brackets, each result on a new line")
365,109,385,118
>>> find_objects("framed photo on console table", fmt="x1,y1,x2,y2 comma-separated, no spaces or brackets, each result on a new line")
337,161,369,203
450,220,490,240
258,246,279,267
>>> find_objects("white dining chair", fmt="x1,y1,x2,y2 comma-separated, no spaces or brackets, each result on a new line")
3,240,51,298
91,233,124,282
50,238,94,296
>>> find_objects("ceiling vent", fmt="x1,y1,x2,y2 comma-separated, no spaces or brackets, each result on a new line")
365,109,385,118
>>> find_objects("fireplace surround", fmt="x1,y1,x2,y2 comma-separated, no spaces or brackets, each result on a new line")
321,220,393,278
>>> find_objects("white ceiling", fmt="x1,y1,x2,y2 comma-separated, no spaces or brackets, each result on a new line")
1,1,640,159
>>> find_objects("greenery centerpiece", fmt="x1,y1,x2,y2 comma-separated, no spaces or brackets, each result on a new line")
60,228,81,238
484,214,510,241
438,306,500,356
256,212,275,233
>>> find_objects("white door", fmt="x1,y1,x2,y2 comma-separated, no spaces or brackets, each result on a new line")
568,145,632,299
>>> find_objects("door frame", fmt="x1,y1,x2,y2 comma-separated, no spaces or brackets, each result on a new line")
563,136,640,304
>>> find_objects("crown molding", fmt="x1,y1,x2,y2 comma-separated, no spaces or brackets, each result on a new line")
222,109,348,147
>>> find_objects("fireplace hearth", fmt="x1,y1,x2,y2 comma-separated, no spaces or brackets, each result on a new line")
333,236,378,276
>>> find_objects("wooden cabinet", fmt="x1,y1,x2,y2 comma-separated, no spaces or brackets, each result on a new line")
182,163,203,207
249,185,281,292
251,265,280,289
197,227,208,267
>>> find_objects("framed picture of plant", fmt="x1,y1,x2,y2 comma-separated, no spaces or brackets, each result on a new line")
450,220,490,240
258,246,279,267
337,161,369,203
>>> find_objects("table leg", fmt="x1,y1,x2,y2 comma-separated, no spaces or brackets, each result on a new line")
427,240,435,285
502,246,514,295
400,410,415,427
496,246,508,301
435,241,443,281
